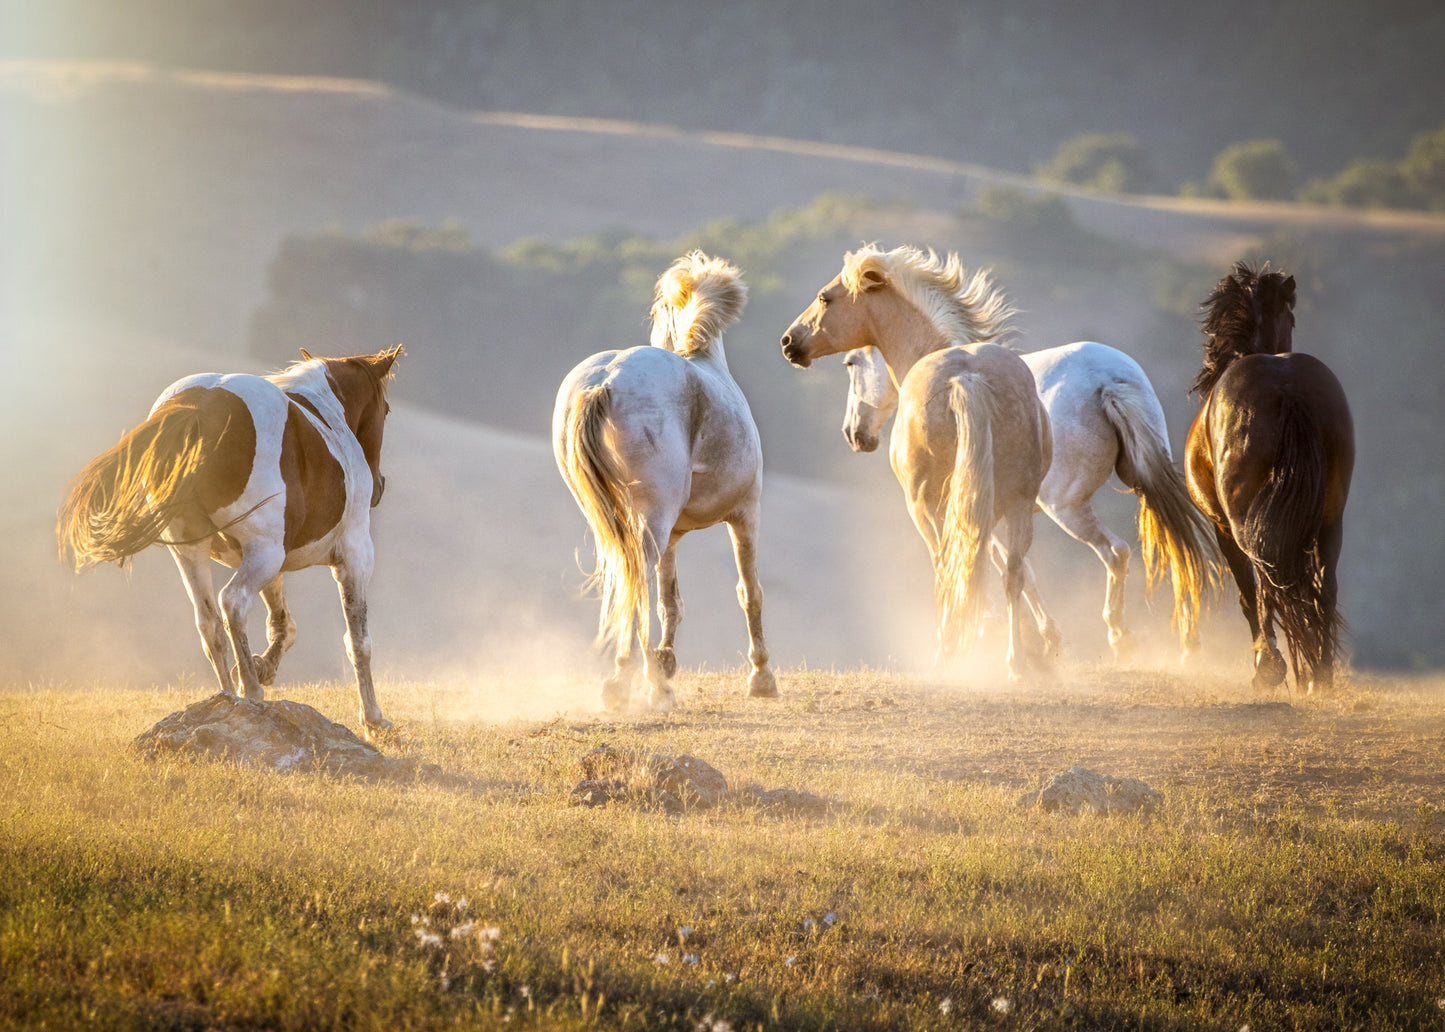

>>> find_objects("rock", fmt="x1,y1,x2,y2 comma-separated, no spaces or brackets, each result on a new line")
131,692,434,780
570,747,728,810
1017,765,1162,815
738,785,833,814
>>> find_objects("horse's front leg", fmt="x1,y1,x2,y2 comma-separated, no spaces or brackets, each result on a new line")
253,574,297,687
331,549,389,736
727,509,777,699
219,543,286,701
168,537,237,695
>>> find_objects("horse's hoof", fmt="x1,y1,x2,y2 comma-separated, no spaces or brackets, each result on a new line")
242,685,266,701
649,687,677,713
362,716,394,743
1253,649,1288,689
600,678,630,712
655,647,678,679
255,655,278,687
747,669,779,698
1109,630,1137,663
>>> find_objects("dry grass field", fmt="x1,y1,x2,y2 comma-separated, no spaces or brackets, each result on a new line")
4,665,1443,1031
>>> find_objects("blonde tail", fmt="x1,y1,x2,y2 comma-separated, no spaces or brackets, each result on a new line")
1100,383,1224,651
935,374,996,656
57,402,208,571
561,385,652,654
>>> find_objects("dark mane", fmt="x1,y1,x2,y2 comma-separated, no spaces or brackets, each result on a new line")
1191,261,1297,396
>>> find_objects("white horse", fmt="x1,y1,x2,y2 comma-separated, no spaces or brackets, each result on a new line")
842,339,1221,660
58,347,403,737
554,251,776,710
782,245,1050,678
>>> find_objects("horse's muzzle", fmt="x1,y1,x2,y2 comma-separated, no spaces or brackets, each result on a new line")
844,426,879,453
780,333,812,368
371,473,386,508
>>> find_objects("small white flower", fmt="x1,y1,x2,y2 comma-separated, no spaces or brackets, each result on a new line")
439,975,451,990
410,914,423,925
456,896,468,910
803,918,815,931
683,953,700,965
655,953,670,965
434,891,451,904
479,926,501,945
784,956,797,967
678,926,693,940
450,920,476,939
706,979,717,989
991,997,1012,1015
939,997,954,1014
519,985,531,999
823,911,837,926
414,929,443,948
723,972,736,984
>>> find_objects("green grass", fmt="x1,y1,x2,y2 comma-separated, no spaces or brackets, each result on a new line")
3,669,1444,1030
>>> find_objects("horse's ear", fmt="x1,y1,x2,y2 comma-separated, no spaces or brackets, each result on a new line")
860,268,887,292
373,344,405,378
299,348,314,361
1282,275,1297,309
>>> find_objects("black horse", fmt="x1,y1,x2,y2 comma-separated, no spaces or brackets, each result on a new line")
1185,262,1354,692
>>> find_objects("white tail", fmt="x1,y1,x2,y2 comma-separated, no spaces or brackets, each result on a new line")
934,373,996,656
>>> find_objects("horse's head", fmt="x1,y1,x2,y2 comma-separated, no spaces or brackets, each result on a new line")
1192,261,1296,395
780,265,883,369
842,346,898,453
304,345,404,506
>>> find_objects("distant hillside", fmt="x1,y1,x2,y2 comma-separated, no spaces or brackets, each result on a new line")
8,0,1445,191
3,61,1443,676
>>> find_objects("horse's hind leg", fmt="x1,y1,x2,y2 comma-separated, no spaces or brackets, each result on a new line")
654,538,682,680
253,574,296,687
1040,499,1133,660
990,540,1061,658
994,508,1039,682
727,508,777,699
1215,525,1285,688
1307,519,1345,693
220,543,286,701
169,539,237,695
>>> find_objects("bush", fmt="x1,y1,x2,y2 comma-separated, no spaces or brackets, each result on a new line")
1399,122,1445,211
1208,139,1298,201
972,184,1075,233
1300,159,1414,209
1034,133,1151,193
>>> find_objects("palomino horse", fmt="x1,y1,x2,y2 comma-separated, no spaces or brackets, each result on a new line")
58,346,403,736
1186,261,1354,692
554,251,776,709
782,245,1049,678
842,340,1221,661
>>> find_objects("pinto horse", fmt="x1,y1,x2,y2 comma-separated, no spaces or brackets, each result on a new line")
782,244,1049,678
58,346,403,736
842,340,1221,661
554,251,776,709
1186,262,1353,692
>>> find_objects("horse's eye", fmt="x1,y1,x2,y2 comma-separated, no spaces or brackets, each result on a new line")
817,293,829,306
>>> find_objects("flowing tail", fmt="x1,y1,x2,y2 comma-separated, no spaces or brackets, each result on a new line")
560,384,653,654
1236,396,1341,683
1100,381,1224,653
934,373,996,656
57,400,209,571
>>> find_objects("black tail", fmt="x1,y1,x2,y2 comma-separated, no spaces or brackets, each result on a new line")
1237,397,1342,682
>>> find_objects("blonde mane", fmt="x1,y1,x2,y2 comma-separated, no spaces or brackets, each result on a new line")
841,244,1016,346
649,251,748,357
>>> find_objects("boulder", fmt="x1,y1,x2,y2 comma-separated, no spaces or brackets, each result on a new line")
132,692,433,780
1017,765,1162,815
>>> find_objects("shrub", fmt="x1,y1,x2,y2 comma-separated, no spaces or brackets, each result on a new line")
1208,139,1298,201
1300,159,1414,209
1034,133,1151,194
1399,122,1445,211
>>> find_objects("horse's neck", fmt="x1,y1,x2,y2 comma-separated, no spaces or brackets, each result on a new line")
873,300,954,386
686,339,735,379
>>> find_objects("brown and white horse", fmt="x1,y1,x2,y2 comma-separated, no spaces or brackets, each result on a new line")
554,252,776,709
1186,262,1353,692
782,245,1050,678
58,346,402,736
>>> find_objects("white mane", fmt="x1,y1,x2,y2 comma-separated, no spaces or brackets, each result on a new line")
841,244,1016,346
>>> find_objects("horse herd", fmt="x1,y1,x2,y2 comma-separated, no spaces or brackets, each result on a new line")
57,247,1354,739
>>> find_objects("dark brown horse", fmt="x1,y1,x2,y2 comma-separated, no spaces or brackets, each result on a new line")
1185,262,1353,692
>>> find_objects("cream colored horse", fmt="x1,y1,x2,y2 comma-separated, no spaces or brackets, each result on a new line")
782,245,1049,678
554,252,776,709
843,340,1222,661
